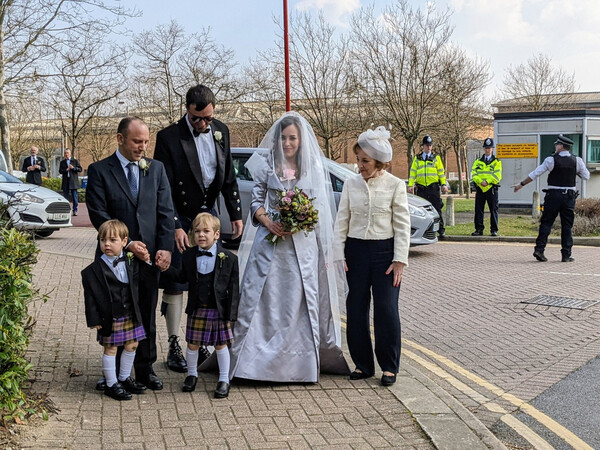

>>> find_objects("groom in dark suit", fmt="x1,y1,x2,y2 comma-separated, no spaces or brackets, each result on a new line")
86,116,175,390
153,84,243,372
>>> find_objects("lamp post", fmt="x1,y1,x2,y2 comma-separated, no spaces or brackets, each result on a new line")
283,0,291,111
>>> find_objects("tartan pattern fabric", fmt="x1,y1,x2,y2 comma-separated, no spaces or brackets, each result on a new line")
186,307,233,346
97,315,146,346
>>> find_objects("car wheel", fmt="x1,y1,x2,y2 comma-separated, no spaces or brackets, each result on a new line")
34,230,55,238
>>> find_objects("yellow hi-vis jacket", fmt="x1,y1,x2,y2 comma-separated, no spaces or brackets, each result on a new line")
471,156,502,193
408,153,447,187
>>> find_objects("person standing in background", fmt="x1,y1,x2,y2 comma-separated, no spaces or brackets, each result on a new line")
59,149,83,216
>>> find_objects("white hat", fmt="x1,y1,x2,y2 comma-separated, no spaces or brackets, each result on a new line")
357,126,393,162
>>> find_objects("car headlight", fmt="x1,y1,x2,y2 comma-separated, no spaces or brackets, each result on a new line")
13,191,45,204
408,204,426,217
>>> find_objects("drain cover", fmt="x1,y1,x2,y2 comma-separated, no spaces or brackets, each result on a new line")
521,295,599,310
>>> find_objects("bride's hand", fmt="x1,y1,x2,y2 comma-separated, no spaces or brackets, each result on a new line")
267,220,285,237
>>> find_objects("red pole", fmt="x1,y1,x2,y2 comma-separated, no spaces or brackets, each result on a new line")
283,0,291,111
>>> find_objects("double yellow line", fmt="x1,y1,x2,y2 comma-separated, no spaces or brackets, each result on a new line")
340,315,592,449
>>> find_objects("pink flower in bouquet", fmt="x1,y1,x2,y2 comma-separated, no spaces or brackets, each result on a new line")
286,190,295,197
283,197,292,204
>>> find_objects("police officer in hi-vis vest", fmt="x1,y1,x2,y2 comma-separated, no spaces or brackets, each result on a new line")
512,134,589,262
407,135,448,239
471,138,502,236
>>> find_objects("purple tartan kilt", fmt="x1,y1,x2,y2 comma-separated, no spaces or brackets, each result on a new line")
97,315,146,346
186,307,233,346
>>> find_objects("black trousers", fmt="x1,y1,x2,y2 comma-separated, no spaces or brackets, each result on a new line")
415,184,445,234
535,190,576,257
134,262,161,376
474,186,498,233
345,238,401,375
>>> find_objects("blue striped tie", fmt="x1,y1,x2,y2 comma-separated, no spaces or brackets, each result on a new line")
127,162,138,200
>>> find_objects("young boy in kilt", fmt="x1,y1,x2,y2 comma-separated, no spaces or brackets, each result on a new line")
172,212,239,398
82,220,148,401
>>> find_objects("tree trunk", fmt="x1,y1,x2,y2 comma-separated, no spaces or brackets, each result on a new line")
0,88,11,170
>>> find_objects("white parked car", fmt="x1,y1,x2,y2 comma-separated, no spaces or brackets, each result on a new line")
0,169,72,237
217,148,439,247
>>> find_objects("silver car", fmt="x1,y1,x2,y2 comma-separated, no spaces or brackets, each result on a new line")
0,169,72,237
217,148,439,246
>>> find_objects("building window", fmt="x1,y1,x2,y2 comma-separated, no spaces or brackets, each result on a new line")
540,134,581,161
587,139,600,163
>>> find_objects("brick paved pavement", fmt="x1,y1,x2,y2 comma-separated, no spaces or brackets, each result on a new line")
22,227,436,449
399,241,600,434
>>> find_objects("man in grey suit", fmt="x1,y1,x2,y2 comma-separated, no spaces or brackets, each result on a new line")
86,116,175,390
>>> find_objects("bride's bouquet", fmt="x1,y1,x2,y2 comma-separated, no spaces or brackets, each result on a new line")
266,186,319,245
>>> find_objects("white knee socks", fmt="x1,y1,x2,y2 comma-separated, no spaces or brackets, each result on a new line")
102,354,117,387
118,349,136,382
216,347,230,383
186,348,199,377
163,293,183,337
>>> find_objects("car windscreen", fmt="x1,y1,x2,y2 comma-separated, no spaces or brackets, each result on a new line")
0,170,22,183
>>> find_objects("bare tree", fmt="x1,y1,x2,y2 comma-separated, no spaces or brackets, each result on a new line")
6,91,36,170
132,20,238,129
84,113,118,163
499,53,577,111
232,50,286,146
0,0,136,171
350,0,453,168
433,47,491,195
286,12,354,160
50,36,127,159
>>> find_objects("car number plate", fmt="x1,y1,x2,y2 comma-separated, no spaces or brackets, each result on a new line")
433,223,439,232
49,213,70,220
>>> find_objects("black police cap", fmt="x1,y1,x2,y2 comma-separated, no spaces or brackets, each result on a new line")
483,138,494,148
554,134,574,147
422,135,433,145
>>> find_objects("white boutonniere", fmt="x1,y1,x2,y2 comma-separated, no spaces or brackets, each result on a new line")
138,158,151,176
218,251,227,268
214,131,223,145
126,252,134,266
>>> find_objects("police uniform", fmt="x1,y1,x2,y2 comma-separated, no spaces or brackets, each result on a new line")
519,134,590,262
471,138,502,236
408,135,447,237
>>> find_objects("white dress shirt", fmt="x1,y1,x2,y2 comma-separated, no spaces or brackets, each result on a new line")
186,115,217,188
334,172,411,265
101,253,129,283
528,151,590,190
196,242,217,274
115,149,139,192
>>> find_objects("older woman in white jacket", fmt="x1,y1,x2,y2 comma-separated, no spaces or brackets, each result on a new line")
334,127,411,386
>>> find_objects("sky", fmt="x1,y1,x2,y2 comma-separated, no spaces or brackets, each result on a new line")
126,0,600,102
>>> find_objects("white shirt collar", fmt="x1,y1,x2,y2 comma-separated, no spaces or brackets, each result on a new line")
115,149,137,169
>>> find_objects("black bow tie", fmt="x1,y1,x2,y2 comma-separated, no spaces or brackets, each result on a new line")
113,255,127,267
193,128,211,137
197,249,213,257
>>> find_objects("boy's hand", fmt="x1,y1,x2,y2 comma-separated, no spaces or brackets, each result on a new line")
91,325,101,330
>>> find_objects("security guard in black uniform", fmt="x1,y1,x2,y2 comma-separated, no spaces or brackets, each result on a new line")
513,134,590,262
408,135,448,238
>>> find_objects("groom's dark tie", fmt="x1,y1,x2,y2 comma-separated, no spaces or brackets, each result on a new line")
192,128,211,138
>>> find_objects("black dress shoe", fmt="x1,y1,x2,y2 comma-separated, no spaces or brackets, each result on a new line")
438,232,446,240
561,256,575,262
491,231,498,236
533,250,547,262
349,370,371,380
197,346,212,367
182,375,197,392
381,374,397,386
471,231,483,236
96,377,106,391
104,382,132,401
138,372,163,390
121,377,147,394
167,335,188,373
214,381,230,398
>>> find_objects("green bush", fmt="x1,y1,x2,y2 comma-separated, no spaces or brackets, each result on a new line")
575,197,600,219
41,177,62,192
0,202,46,422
